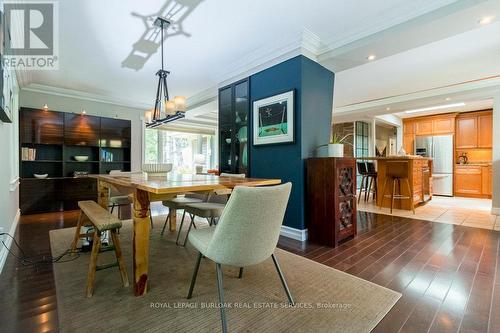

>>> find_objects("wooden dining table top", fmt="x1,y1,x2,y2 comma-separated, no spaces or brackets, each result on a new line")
90,173,282,194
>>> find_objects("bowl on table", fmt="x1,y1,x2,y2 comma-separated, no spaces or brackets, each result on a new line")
141,163,173,177
34,173,48,179
74,155,89,162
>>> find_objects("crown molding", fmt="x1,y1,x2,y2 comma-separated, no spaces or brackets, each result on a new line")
21,83,151,110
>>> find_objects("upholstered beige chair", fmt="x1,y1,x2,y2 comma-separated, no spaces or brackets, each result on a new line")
176,173,246,246
161,193,207,237
186,183,293,333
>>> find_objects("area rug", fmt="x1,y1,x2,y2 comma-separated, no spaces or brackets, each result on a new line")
50,218,401,333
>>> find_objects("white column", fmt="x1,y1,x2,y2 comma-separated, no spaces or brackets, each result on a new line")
492,94,500,215
370,119,376,157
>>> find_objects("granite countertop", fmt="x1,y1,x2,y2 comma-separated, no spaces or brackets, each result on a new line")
357,155,432,160
456,162,492,166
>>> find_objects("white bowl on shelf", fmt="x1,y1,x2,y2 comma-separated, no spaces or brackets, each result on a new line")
34,173,48,179
141,163,173,175
74,155,89,162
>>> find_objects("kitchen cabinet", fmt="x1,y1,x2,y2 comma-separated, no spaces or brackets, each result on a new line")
403,134,415,155
455,166,482,195
482,166,492,196
415,119,433,135
432,117,455,134
404,121,415,135
477,114,492,148
456,116,477,149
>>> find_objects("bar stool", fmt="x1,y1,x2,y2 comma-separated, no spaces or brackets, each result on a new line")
365,162,378,202
378,161,415,214
357,162,368,204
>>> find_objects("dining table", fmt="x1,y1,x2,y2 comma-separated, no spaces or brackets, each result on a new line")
90,172,281,296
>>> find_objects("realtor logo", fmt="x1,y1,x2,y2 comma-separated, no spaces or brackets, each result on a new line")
3,0,59,70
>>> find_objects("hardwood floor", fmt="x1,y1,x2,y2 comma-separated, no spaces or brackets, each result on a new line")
0,207,499,332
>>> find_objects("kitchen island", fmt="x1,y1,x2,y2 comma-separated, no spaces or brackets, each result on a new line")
360,156,433,211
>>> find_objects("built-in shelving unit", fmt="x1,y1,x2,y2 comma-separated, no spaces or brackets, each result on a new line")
19,107,132,214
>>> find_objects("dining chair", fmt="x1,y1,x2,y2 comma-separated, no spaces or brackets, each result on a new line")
161,193,208,236
176,173,246,246
186,183,293,333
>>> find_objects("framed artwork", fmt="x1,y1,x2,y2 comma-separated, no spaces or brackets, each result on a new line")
253,90,294,145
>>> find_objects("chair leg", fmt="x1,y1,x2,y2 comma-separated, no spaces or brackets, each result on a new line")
110,203,115,214
378,178,388,210
70,211,84,254
358,176,366,204
238,267,243,279
161,212,171,236
391,178,397,214
216,263,228,333
149,209,154,229
365,176,372,202
182,214,196,247
405,178,415,214
110,229,129,287
187,252,203,299
175,211,187,246
373,176,378,201
271,253,295,305
85,231,101,298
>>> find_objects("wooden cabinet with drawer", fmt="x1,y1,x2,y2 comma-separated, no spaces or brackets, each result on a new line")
455,166,482,195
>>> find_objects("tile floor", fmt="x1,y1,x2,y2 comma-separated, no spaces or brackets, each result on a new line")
358,195,500,230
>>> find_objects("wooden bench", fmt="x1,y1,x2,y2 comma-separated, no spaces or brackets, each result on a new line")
71,200,129,297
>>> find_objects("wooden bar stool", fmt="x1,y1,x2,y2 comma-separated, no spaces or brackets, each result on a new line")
365,162,378,202
378,161,415,214
71,200,129,297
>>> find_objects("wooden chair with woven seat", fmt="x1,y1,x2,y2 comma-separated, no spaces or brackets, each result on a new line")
378,160,415,214
71,200,129,297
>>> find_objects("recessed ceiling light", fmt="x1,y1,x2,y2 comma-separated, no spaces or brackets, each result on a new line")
479,16,494,25
404,102,465,114
445,97,451,101
386,107,391,111
42,104,48,111
81,109,87,115
367,54,376,61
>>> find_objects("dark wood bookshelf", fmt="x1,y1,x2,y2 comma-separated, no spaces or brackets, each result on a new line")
19,107,132,214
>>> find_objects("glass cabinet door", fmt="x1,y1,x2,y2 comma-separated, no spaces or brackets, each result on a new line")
234,80,249,175
219,86,233,173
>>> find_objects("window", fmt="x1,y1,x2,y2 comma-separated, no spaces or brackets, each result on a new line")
355,121,370,189
144,129,215,174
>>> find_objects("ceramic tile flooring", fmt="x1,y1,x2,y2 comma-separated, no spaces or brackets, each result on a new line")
358,195,500,230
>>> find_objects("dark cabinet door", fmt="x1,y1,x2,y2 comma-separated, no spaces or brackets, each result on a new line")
219,86,233,173
100,117,131,148
20,179,64,214
218,79,249,175
64,113,100,146
234,80,249,175
20,108,64,144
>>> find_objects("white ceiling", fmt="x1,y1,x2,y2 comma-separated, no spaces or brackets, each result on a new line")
16,0,500,126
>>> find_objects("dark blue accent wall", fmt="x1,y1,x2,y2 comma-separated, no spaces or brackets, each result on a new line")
249,55,334,230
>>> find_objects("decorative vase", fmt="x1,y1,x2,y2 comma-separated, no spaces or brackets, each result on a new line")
328,143,344,157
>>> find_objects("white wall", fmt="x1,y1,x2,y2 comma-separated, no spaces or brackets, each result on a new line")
0,77,20,274
19,89,144,171
492,94,500,214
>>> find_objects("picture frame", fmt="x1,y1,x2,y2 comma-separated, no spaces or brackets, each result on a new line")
253,90,294,145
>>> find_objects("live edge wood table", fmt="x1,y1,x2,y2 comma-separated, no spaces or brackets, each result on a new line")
90,173,281,296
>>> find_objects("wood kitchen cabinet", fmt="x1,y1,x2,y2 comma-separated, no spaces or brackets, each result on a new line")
456,116,477,148
481,166,492,196
403,134,415,155
477,113,492,148
415,119,433,135
432,117,455,134
455,166,482,195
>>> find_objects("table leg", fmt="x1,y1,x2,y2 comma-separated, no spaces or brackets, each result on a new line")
169,209,177,231
97,180,110,209
133,188,151,296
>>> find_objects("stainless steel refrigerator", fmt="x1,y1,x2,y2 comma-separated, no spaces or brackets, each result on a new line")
415,135,453,196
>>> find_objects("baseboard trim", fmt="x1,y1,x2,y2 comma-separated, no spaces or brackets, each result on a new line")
280,226,308,242
492,207,500,216
0,209,20,275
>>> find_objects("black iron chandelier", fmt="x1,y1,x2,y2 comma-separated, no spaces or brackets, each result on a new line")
145,17,186,128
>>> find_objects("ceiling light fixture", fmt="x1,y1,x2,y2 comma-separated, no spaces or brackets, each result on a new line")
479,16,494,25
445,97,451,101
81,109,87,115
42,104,49,111
367,54,376,61
145,17,187,129
386,107,391,111
404,102,465,114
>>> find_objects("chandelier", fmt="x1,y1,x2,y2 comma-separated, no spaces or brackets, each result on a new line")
145,17,186,128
